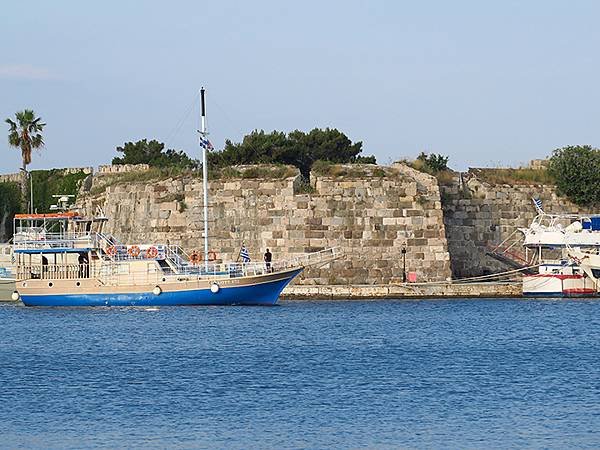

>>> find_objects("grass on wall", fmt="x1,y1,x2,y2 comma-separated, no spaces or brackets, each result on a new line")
470,168,555,185
91,165,299,196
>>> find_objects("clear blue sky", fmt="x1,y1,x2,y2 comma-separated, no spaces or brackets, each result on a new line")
2,0,599,172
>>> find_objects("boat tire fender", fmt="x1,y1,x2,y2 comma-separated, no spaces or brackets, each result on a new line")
11,291,20,301
208,250,217,262
210,282,220,294
153,286,162,296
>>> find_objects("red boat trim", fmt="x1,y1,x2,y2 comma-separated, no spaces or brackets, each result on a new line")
562,288,596,294
526,274,584,280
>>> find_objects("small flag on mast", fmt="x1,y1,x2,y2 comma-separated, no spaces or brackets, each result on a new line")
240,245,251,263
532,197,544,214
200,136,214,151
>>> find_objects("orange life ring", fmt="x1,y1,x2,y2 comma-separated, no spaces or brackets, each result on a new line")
106,246,117,256
128,245,141,257
207,250,217,262
146,246,159,259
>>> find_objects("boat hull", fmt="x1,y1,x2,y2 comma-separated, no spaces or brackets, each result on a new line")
0,279,16,301
522,274,597,297
19,268,302,307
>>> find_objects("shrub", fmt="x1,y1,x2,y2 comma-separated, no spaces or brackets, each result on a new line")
416,152,449,173
548,145,600,206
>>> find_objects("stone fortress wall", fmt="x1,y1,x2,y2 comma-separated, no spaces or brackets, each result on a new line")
1,161,589,284
440,170,589,278
0,167,93,184
76,164,452,285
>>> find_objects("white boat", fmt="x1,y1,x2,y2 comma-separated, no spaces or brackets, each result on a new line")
520,213,600,247
520,209,600,297
491,200,600,297
0,243,15,301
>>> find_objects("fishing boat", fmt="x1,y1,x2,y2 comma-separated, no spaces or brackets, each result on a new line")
12,89,341,307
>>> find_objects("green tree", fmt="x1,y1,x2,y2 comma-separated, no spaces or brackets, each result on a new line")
416,152,449,173
112,139,198,169
210,128,375,179
548,145,600,206
5,109,45,209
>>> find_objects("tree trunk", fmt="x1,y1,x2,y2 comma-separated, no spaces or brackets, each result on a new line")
20,162,28,213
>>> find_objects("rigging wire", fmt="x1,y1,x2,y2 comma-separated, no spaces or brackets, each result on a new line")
163,92,199,152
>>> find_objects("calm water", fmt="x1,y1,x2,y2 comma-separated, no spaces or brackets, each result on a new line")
1,299,600,449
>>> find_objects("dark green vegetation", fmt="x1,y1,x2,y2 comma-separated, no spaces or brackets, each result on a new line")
0,170,88,240
31,170,89,213
415,152,449,173
548,145,600,206
400,152,454,184
0,182,21,239
5,109,46,208
112,139,198,169
209,128,376,179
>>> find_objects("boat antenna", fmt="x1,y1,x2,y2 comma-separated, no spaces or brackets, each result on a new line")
200,87,210,268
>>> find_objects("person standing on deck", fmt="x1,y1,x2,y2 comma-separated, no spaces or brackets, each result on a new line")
264,249,272,272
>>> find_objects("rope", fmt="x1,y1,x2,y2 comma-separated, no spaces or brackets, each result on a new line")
406,264,544,287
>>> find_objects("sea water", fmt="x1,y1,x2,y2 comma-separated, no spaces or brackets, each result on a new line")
1,299,600,449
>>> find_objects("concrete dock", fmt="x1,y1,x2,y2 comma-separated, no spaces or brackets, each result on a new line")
282,282,522,300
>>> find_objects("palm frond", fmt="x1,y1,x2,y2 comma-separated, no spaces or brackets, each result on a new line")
31,134,44,149
8,131,20,147
5,118,17,131
7,109,45,168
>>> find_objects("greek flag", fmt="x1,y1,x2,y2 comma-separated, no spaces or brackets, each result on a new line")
199,136,214,151
240,246,250,263
532,197,544,213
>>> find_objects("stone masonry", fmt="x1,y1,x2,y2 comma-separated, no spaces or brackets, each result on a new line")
77,164,452,285
440,170,591,278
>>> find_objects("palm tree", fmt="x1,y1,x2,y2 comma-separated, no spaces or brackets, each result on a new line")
5,110,45,210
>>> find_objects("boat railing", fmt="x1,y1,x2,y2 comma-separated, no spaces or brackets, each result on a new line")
276,246,343,270
95,232,120,260
15,247,343,284
173,247,343,277
16,263,97,281
164,245,190,267
13,231,95,250
529,213,595,232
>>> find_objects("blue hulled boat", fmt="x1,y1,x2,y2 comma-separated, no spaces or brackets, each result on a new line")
11,89,340,307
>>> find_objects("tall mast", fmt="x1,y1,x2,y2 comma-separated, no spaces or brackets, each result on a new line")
200,87,209,268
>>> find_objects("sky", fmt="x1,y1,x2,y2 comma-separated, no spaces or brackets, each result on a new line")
1,0,599,173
